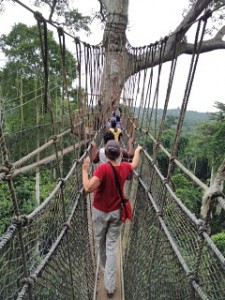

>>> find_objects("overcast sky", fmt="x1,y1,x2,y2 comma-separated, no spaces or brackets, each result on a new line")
0,0,225,112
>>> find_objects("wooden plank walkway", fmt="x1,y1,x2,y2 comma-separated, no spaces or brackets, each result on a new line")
96,241,123,300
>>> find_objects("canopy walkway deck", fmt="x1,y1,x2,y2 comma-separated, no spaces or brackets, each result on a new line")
1,121,225,300
1,2,225,298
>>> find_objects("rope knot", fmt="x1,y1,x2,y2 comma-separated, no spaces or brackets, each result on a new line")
49,135,57,142
62,221,71,230
20,274,37,287
187,271,199,284
57,178,65,186
150,160,156,167
163,36,169,43
201,9,212,22
169,156,176,163
70,127,75,134
156,211,163,218
198,223,211,236
74,37,80,44
163,178,169,185
0,164,15,180
73,158,79,164
13,215,30,227
57,26,64,36
34,11,45,22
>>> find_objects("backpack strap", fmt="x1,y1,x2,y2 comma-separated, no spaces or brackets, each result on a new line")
108,162,125,205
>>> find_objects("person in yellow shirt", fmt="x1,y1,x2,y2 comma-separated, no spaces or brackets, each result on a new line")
108,117,122,142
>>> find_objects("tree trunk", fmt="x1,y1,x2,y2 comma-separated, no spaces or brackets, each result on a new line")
100,0,129,114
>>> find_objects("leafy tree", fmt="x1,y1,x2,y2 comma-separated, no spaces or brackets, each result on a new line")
0,168,56,235
0,0,91,34
210,101,225,121
211,231,225,256
171,173,202,214
182,101,225,175
164,115,178,130
0,23,77,133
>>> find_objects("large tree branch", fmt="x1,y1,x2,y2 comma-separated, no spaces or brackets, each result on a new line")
181,25,225,54
128,0,216,77
130,24,225,75
48,0,57,22
174,0,213,34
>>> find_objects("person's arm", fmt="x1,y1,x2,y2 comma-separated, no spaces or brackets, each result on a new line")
118,128,122,141
82,156,101,193
130,145,142,170
122,138,134,160
90,141,100,163
127,137,134,156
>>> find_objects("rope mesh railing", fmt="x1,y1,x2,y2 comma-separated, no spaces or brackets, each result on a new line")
1,124,225,299
1,1,225,299
17,193,95,300
0,153,96,300
121,139,225,300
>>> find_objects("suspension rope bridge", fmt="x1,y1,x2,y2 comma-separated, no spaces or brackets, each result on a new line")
0,1,225,299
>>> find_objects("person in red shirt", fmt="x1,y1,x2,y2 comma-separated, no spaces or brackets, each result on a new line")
82,140,142,298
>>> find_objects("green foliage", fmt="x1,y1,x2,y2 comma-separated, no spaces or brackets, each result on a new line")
0,181,13,233
209,208,225,235
39,168,56,202
211,232,225,256
171,173,202,214
33,0,91,34
0,174,36,234
183,102,225,172
0,23,78,134
0,168,56,235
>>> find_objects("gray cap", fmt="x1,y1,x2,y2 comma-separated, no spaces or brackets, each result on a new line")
105,140,120,156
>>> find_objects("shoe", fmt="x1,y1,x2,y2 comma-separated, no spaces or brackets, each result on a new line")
107,291,114,298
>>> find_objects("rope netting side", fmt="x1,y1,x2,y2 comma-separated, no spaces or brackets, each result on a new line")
121,142,225,300
1,1,225,300
0,147,97,299
17,192,95,300
0,3,105,299
121,11,225,298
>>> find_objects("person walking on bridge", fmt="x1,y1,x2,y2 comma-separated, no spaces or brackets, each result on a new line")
82,141,142,298
90,131,134,164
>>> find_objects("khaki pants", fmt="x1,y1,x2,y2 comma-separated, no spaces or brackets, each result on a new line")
92,207,122,293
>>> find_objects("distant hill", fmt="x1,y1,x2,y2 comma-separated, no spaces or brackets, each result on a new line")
165,108,210,129
133,108,211,131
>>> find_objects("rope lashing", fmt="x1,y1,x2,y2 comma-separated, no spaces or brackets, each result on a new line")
62,221,72,230
57,177,65,186
2,1,225,299
162,178,169,185
197,223,211,236
201,9,213,22
187,271,199,284
49,135,58,142
0,164,15,180
12,215,31,227
20,274,37,288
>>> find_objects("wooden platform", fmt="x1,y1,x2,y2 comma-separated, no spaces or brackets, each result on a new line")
95,240,123,300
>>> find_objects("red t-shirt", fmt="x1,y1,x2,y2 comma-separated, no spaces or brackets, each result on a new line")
93,162,132,212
